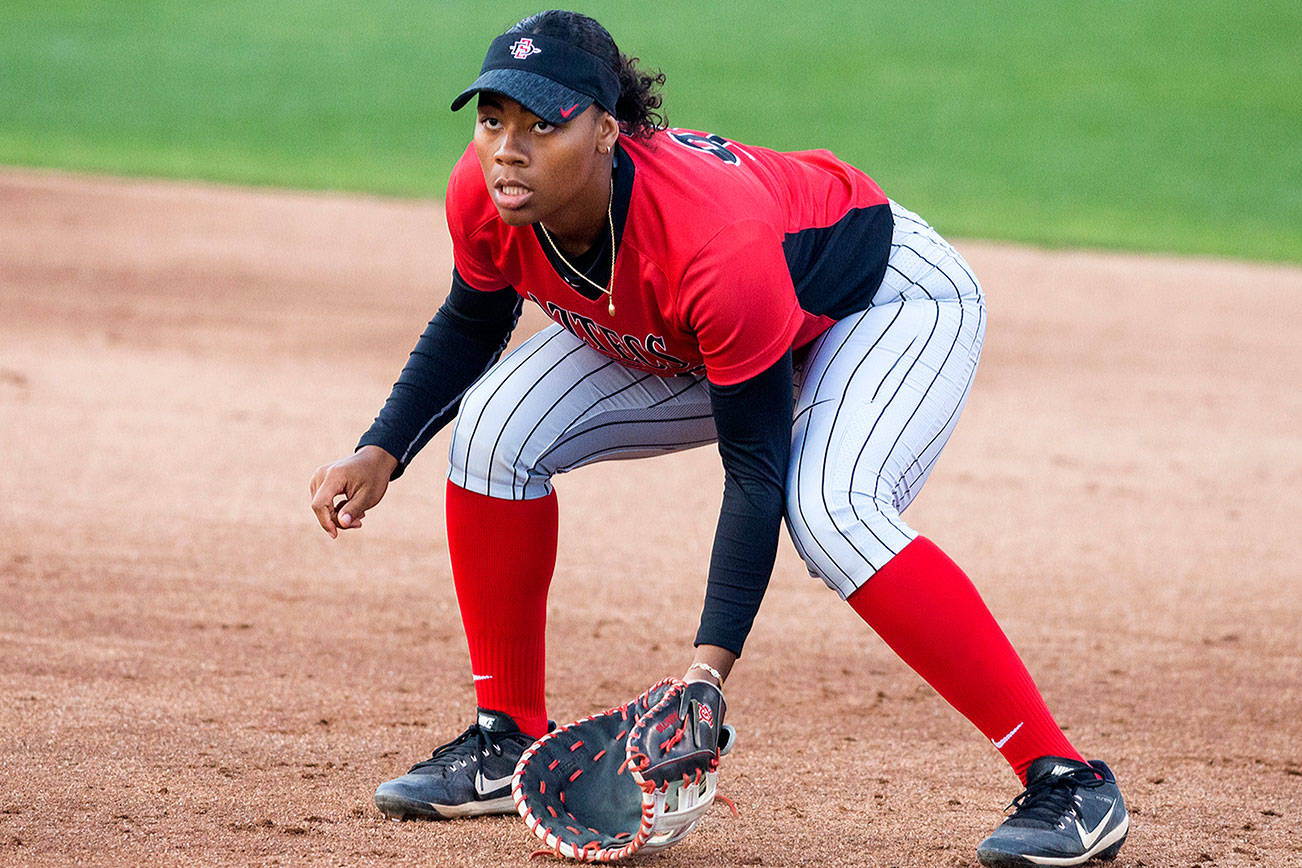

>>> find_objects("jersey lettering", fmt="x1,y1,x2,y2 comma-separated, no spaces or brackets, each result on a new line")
622,335,667,370
598,325,638,362
548,302,577,337
527,293,695,372
645,334,696,371
569,312,607,351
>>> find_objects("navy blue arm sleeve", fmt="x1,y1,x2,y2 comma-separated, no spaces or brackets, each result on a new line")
356,270,521,479
694,348,794,656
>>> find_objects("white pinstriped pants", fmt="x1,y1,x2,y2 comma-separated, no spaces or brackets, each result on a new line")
448,202,986,596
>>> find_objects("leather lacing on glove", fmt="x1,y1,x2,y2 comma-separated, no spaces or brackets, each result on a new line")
527,699,641,862
622,680,738,801
513,678,737,863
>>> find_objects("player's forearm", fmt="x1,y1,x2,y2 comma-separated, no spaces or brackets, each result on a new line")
694,349,793,656
694,483,783,655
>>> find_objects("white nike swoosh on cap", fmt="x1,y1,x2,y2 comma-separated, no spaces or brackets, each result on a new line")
475,770,514,795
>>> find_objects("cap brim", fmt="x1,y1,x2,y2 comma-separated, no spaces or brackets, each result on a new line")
451,69,595,125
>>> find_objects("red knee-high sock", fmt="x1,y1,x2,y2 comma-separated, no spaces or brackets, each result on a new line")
847,536,1084,783
445,480,556,739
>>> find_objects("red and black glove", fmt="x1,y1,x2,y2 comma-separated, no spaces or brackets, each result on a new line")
512,678,735,863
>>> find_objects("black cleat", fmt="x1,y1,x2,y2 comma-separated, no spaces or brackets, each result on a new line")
977,757,1129,867
373,709,540,820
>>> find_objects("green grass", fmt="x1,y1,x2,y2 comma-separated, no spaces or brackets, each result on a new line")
2,1,1299,261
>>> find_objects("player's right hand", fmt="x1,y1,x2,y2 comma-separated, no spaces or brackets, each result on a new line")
309,445,399,539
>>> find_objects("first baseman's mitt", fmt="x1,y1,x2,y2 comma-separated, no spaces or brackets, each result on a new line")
512,677,735,862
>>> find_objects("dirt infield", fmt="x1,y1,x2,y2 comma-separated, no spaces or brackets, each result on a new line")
1,169,1299,867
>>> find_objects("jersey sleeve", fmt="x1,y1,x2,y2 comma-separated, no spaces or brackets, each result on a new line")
677,220,804,386
445,150,511,292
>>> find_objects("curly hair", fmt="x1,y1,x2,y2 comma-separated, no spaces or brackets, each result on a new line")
507,10,666,138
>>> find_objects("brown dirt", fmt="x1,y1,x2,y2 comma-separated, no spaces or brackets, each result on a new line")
1,168,1299,867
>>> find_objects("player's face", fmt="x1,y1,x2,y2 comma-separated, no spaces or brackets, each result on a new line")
473,94,618,239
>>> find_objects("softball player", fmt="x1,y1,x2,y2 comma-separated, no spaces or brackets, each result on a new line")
309,11,1128,866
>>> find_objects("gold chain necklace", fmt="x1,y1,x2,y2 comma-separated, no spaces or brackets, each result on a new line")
538,179,617,316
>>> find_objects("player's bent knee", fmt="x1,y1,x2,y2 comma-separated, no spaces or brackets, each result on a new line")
447,382,550,499
785,488,916,597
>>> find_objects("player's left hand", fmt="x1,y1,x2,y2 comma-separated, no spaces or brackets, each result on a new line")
513,678,736,862
626,678,731,791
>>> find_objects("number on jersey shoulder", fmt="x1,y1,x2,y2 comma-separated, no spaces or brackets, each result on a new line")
668,130,748,165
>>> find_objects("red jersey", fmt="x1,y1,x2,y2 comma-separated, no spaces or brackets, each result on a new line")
447,128,893,385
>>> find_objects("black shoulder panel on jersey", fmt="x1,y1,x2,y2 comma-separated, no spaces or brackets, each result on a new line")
783,202,894,319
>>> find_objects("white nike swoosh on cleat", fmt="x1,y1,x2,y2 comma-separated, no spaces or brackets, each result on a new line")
991,721,1024,749
474,771,514,796
1023,808,1127,866
1075,800,1117,850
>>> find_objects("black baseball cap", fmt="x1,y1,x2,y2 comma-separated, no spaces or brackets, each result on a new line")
451,32,620,125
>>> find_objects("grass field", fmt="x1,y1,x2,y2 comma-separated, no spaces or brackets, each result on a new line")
2,0,1299,261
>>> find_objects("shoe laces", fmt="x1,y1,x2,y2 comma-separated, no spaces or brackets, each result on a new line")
408,724,509,776
1005,767,1105,827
